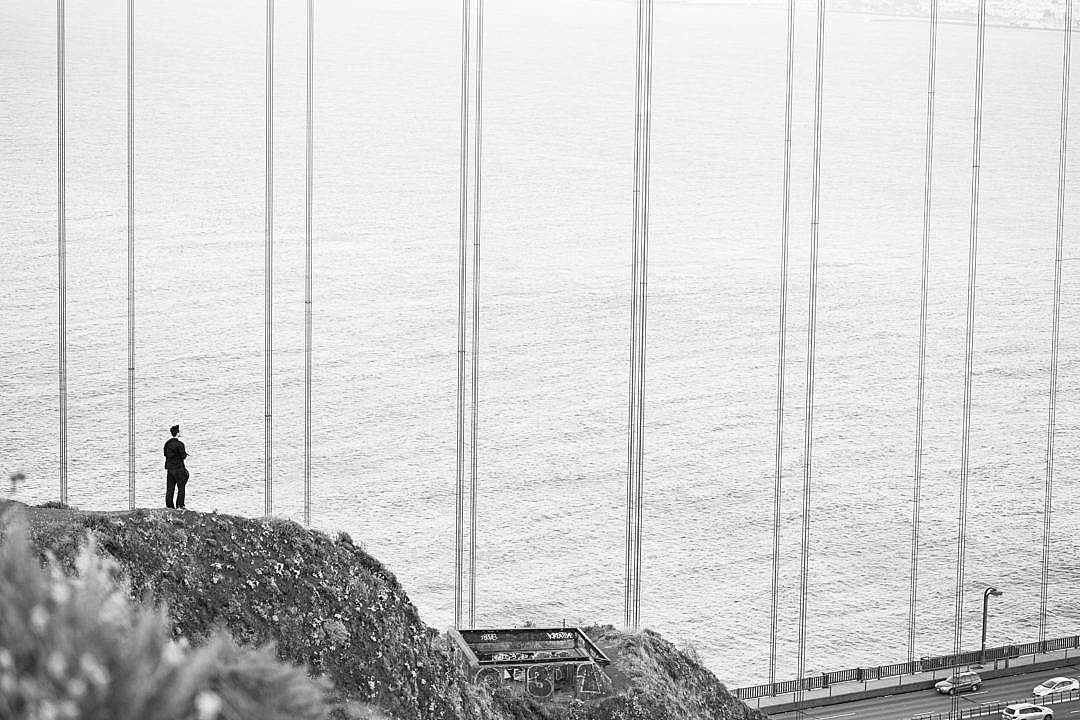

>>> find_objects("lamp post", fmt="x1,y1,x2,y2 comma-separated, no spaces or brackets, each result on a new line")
981,587,1003,662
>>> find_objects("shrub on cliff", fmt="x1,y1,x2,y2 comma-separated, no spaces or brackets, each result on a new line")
0,513,330,720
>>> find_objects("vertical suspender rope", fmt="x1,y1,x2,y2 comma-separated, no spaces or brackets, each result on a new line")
624,0,646,632
908,0,938,664
769,0,795,687
454,0,471,631
468,0,484,630
953,4,987,717
632,0,655,632
127,0,136,511
796,1,826,716
264,0,274,519
57,0,68,506
625,0,653,632
303,0,314,527
1041,0,1072,645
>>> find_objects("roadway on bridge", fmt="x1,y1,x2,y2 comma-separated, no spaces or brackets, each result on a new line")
768,663,1080,720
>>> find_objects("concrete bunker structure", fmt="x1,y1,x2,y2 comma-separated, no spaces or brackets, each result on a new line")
448,626,612,700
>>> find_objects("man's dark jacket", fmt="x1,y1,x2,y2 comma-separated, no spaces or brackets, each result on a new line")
164,438,188,470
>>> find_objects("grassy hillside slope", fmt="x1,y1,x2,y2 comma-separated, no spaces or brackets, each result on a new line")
4,501,764,720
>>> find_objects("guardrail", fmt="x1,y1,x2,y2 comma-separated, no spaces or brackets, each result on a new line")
733,635,1080,700
911,686,1080,720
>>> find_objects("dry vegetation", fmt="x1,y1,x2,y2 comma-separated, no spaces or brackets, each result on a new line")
0,513,329,720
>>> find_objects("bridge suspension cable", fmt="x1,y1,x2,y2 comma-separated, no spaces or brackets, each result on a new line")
796,0,827,716
908,0,939,664
1041,0,1073,644
952,1,987,716
127,0,136,511
769,0,796,687
625,0,654,633
455,0,472,631
624,0,644,632
303,0,314,527
468,0,485,631
633,0,654,633
57,0,69,506
264,0,275,519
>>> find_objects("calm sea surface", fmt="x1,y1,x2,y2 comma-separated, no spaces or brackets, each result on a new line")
3,0,1080,687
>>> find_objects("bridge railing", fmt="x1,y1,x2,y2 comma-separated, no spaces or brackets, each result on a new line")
733,635,1080,700
911,686,1080,720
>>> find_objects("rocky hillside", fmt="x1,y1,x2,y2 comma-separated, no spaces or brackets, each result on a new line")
3,500,764,720
585,628,766,720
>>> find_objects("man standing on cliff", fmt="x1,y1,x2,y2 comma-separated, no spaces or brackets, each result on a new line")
164,424,189,509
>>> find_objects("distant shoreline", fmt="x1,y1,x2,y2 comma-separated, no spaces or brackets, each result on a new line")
853,10,1074,33
605,0,1076,34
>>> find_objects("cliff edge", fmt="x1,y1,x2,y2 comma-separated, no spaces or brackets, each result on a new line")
1,500,764,720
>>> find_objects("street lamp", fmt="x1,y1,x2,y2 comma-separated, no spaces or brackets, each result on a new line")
981,587,1003,662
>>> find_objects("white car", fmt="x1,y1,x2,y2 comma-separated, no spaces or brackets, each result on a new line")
1033,677,1079,697
1002,703,1053,720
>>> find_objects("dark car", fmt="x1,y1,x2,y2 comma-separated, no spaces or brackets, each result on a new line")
935,671,982,694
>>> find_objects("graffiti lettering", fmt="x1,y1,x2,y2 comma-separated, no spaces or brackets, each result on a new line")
576,664,607,695
479,633,498,642
526,666,553,698
546,631,573,640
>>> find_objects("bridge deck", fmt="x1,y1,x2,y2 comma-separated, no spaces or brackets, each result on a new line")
747,648,1080,715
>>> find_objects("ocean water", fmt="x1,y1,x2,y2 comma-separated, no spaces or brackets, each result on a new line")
2,0,1080,687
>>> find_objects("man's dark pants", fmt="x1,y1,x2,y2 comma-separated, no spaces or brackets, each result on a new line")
166,467,189,509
